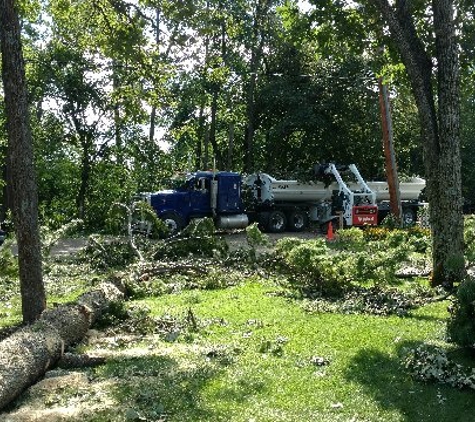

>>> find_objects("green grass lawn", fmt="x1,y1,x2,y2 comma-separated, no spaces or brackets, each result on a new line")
2,228,475,421
80,279,474,422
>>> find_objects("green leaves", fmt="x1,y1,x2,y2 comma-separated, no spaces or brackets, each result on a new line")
447,276,475,348
273,226,432,299
404,345,475,390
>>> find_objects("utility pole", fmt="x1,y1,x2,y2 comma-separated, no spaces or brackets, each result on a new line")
378,78,402,222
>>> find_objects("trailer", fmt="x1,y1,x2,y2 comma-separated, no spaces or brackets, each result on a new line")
244,163,378,232
364,178,426,225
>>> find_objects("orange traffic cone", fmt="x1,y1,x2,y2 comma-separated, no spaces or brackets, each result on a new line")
326,221,334,241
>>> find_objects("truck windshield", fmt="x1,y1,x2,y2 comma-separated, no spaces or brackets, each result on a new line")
162,175,188,190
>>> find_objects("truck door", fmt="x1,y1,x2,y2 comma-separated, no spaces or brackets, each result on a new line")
189,176,212,216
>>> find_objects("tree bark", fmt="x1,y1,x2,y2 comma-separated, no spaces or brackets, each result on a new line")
76,145,92,221
0,283,124,410
196,101,206,170
431,0,464,286
0,0,46,322
112,60,123,166
227,122,235,171
378,78,402,221
74,123,94,221
369,0,464,287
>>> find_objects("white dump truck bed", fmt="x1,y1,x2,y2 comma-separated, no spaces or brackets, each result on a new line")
245,173,426,204
269,180,333,201
245,174,333,202
266,178,425,203
360,177,425,201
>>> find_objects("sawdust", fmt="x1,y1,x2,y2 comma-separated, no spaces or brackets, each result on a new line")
0,329,211,421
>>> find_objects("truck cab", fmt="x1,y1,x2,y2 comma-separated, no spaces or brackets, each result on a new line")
142,171,248,234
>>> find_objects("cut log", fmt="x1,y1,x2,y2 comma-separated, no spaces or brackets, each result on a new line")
0,283,123,410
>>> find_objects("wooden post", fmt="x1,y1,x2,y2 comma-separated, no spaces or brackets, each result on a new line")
378,78,402,221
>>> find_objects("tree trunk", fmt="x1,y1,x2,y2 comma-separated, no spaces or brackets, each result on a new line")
369,0,464,287
204,127,210,170
227,122,234,171
112,60,123,166
0,0,46,323
149,7,160,146
430,0,464,286
196,3,211,171
196,102,205,170
244,74,257,173
209,89,224,169
243,0,270,173
76,153,91,221
76,131,93,221
0,283,124,411
378,78,402,221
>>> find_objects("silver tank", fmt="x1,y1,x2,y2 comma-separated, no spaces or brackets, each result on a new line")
216,214,249,229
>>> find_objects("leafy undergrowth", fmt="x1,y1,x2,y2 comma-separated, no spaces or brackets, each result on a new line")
1,224,475,421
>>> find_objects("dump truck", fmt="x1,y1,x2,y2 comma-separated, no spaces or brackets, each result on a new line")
136,163,425,234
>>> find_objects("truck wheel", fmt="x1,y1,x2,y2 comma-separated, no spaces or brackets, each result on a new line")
287,210,308,232
268,210,287,233
161,212,185,235
402,209,416,227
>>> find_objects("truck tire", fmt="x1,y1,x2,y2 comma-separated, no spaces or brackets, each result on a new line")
161,212,185,235
268,210,287,233
287,210,308,232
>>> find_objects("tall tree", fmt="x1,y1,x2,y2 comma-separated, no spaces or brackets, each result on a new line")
0,0,45,323
243,0,274,172
366,0,464,287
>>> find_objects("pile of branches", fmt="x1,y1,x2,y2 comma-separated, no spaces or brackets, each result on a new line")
302,285,437,317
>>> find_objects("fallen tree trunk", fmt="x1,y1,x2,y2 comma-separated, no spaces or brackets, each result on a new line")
0,283,123,410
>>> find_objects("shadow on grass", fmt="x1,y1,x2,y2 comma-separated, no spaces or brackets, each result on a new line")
90,353,223,421
344,341,475,422
84,348,266,422
404,312,447,323
211,376,268,404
